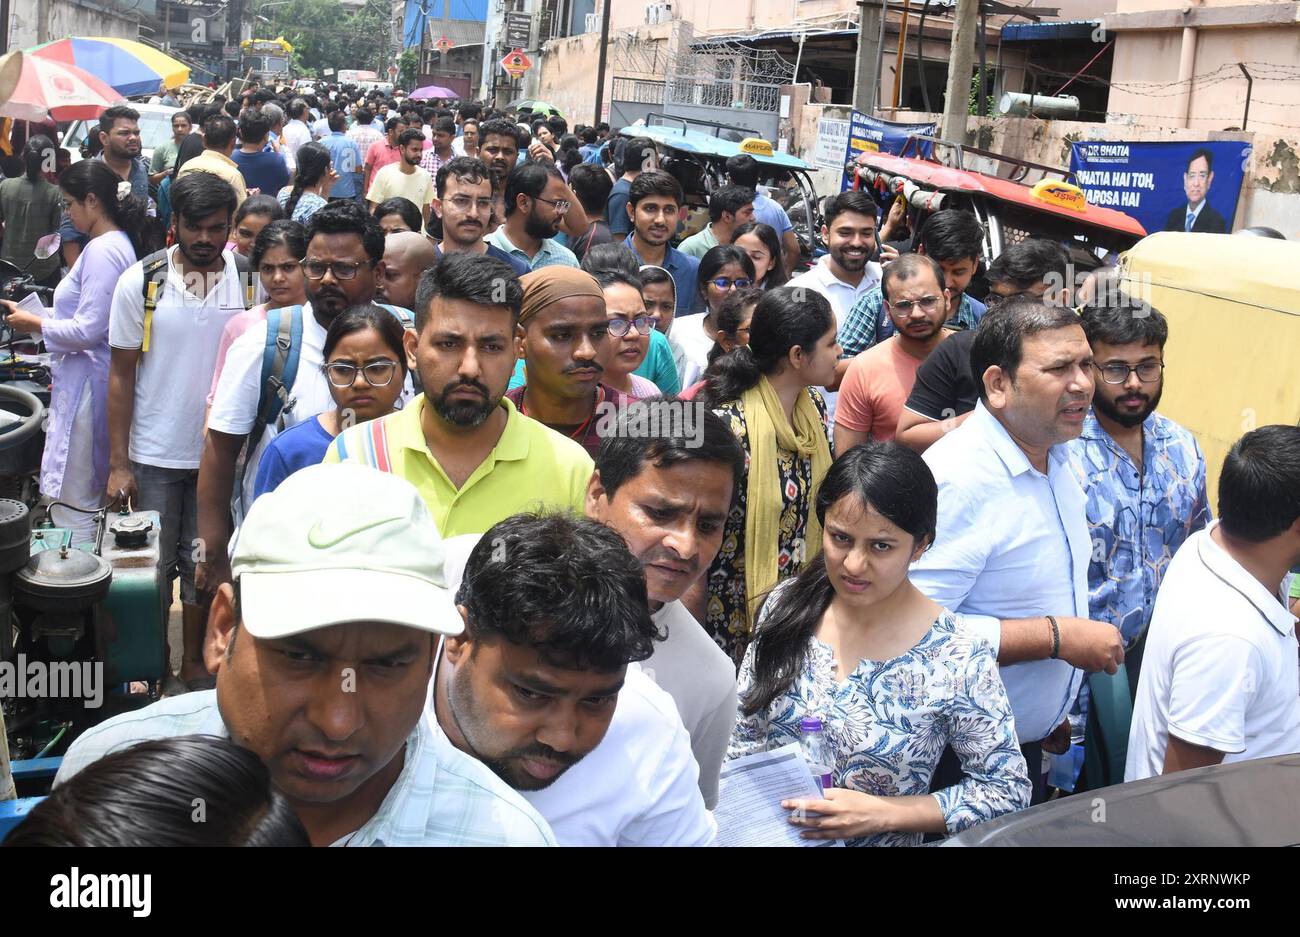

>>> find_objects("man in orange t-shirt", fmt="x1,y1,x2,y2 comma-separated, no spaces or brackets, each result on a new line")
835,253,953,450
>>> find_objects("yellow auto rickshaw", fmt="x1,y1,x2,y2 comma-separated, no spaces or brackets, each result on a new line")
1119,231,1300,507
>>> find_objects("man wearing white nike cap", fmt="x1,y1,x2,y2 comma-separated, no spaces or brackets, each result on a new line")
56,463,555,847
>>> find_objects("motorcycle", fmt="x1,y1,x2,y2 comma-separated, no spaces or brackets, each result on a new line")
0,233,60,305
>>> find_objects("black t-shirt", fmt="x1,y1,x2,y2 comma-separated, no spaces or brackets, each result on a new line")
904,328,979,421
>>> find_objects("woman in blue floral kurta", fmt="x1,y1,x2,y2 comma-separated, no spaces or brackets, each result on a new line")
727,443,1030,846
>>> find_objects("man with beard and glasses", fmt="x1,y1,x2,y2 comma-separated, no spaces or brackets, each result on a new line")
895,238,1071,454
835,254,953,448
107,173,246,694
198,201,414,599
1066,296,1209,682
366,129,434,230
430,157,528,275
477,118,590,241
486,162,580,270
58,464,556,847
433,512,717,846
506,267,615,458
325,252,593,533
911,298,1126,804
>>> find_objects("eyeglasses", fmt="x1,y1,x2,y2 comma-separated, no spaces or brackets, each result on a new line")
1094,361,1163,384
709,277,752,291
607,315,655,337
532,196,571,213
446,195,493,214
323,360,399,387
301,260,367,280
887,294,943,314
1184,171,1210,181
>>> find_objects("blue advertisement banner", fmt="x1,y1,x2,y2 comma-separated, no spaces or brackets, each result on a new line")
842,112,937,190
1069,140,1251,235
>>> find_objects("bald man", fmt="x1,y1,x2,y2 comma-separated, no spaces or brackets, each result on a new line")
378,230,438,310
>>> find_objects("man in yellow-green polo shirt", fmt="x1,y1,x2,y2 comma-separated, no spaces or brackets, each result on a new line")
325,252,591,535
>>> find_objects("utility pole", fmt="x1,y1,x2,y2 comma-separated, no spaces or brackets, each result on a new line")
940,0,978,142
36,0,50,44
593,0,611,126
853,0,882,114
0,0,10,54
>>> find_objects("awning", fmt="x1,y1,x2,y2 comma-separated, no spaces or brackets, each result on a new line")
1001,20,1101,41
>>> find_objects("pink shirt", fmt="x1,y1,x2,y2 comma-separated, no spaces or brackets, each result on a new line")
835,335,941,441
207,304,269,406
365,140,402,178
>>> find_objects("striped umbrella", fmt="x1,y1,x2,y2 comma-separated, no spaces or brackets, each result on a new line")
29,36,189,98
0,53,124,121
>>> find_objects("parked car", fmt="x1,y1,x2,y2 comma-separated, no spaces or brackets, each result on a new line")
944,754,1300,845
61,102,183,167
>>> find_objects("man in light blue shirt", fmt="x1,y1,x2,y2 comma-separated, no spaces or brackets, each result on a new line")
320,112,364,202
56,464,555,847
486,162,580,270
910,298,1125,802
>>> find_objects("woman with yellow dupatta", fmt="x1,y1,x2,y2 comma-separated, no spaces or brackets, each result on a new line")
699,286,841,665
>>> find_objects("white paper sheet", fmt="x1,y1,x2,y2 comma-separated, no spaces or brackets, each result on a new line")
714,743,841,847
14,292,52,322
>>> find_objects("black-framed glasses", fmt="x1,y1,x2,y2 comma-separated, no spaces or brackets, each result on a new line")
301,260,367,280
709,277,752,290
533,196,571,213
887,294,943,314
607,315,655,338
323,360,399,387
1094,361,1164,384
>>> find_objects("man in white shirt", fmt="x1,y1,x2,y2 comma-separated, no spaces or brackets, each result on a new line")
281,98,314,171
107,172,247,693
1127,426,1300,780
786,190,884,326
585,400,743,808
786,190,886,416
197,201,409,599
432,513,716,846
910,298,1125,802
57,464,555,847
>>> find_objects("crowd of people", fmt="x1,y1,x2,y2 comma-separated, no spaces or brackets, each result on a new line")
0,80,1296,848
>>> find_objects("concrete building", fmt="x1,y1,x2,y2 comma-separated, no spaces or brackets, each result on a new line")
2,0,143,52
407,0,486,100
1102,0,1300,135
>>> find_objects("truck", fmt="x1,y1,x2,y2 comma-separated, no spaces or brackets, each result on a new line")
240,37,293,84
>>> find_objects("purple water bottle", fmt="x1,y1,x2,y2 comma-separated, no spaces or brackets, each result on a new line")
799,717,835,793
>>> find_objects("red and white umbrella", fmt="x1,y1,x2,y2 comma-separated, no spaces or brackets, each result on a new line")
0,52,125,122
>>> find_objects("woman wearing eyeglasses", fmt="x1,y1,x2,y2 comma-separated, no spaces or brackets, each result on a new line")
590,267,660,400
253,305,408,498
674,245,757,390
